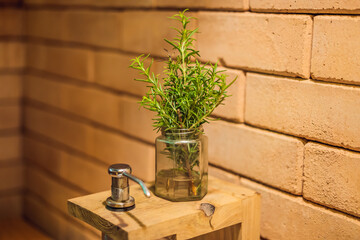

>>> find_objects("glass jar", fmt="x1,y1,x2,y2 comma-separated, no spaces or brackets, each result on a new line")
155,128,208,201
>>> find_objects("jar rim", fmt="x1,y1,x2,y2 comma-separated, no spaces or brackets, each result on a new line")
161,127,203,136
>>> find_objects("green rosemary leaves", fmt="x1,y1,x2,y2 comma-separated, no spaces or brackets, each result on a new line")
130,9,236,132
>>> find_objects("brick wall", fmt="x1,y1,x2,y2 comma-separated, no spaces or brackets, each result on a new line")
1,0,359,238
0,4,24,220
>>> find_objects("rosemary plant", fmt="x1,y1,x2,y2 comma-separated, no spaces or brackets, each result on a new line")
130,9,236,132
130,10,236,199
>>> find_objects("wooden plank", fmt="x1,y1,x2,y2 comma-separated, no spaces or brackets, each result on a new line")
68,176,261,240
0,219,50,240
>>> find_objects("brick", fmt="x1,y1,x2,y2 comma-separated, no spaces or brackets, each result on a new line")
122,11,197,57
24,137,108,193
24,194,100,239
209,166,242,185
0,164,23,191
198,12,312,78
0,105,21,130
245,73,360,152
27,44,94,81
25,10,67,41
25,75,156,142
211,68,245,122
0,75,22,99
205,120,303,194
241,178,360,240
66,10,122,48
24,106,155,181
0,9,23,36
0,135,21,160
0,42,25,69
154,0,249,10
94,51,148,96
311,16,360,85
304,142,360,218
27,10,122,48
26,165,84,214
118,95,157,142
0,194,22,219
92,125,155,181
250,0,360,14
25,0,152,7
25,167,98,238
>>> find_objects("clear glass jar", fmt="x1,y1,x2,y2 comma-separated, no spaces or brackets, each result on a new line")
155,128,208,201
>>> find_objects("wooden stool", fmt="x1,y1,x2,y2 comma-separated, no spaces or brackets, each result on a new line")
68,176,261,240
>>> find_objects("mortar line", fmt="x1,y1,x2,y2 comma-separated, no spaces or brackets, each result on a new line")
210,163,360,220
0,158,23,168
209,162,302,196
25,87,360,155
0,188,22,197
25,160,89,195
26,68,142,100
26,36,360,88
25,99,155,146
24,130,114,169
23,190,100,237
23,4,360,16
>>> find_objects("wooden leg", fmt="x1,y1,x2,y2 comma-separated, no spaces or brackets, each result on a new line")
240,193,261,240
190,223,241,240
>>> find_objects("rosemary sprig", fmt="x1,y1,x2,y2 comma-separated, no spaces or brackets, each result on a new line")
130,9,236,132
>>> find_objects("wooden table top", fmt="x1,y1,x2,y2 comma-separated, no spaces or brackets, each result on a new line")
68,176,260,240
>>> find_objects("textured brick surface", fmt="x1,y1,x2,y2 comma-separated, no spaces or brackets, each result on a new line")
0,75,22,99
27,44,94,81
94,51,148,96
25,75,156,142
0,9,23,36
211,68,246,122
25,0,151,7
0,135,21,161
0,194,22,219
0,105,21,130
66,10,122,48
26,10,66,40
26,165,83,214
311,16,360,85
122,11,197,57
24,137,108,193
245,73,360,151
24,194,99,239
241,178,360,240
198,12,312,78
304,142,360,218
251,0,360,14
205,121,304,194
24,106,155,181
26,10,122,48
0,42,25,69
155,0,249,10
0,164,23,191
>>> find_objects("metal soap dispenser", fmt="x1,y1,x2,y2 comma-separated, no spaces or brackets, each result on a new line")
106,163,151,211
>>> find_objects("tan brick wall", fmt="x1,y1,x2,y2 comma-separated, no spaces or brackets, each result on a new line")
0,0,358,238
0,7,24,220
